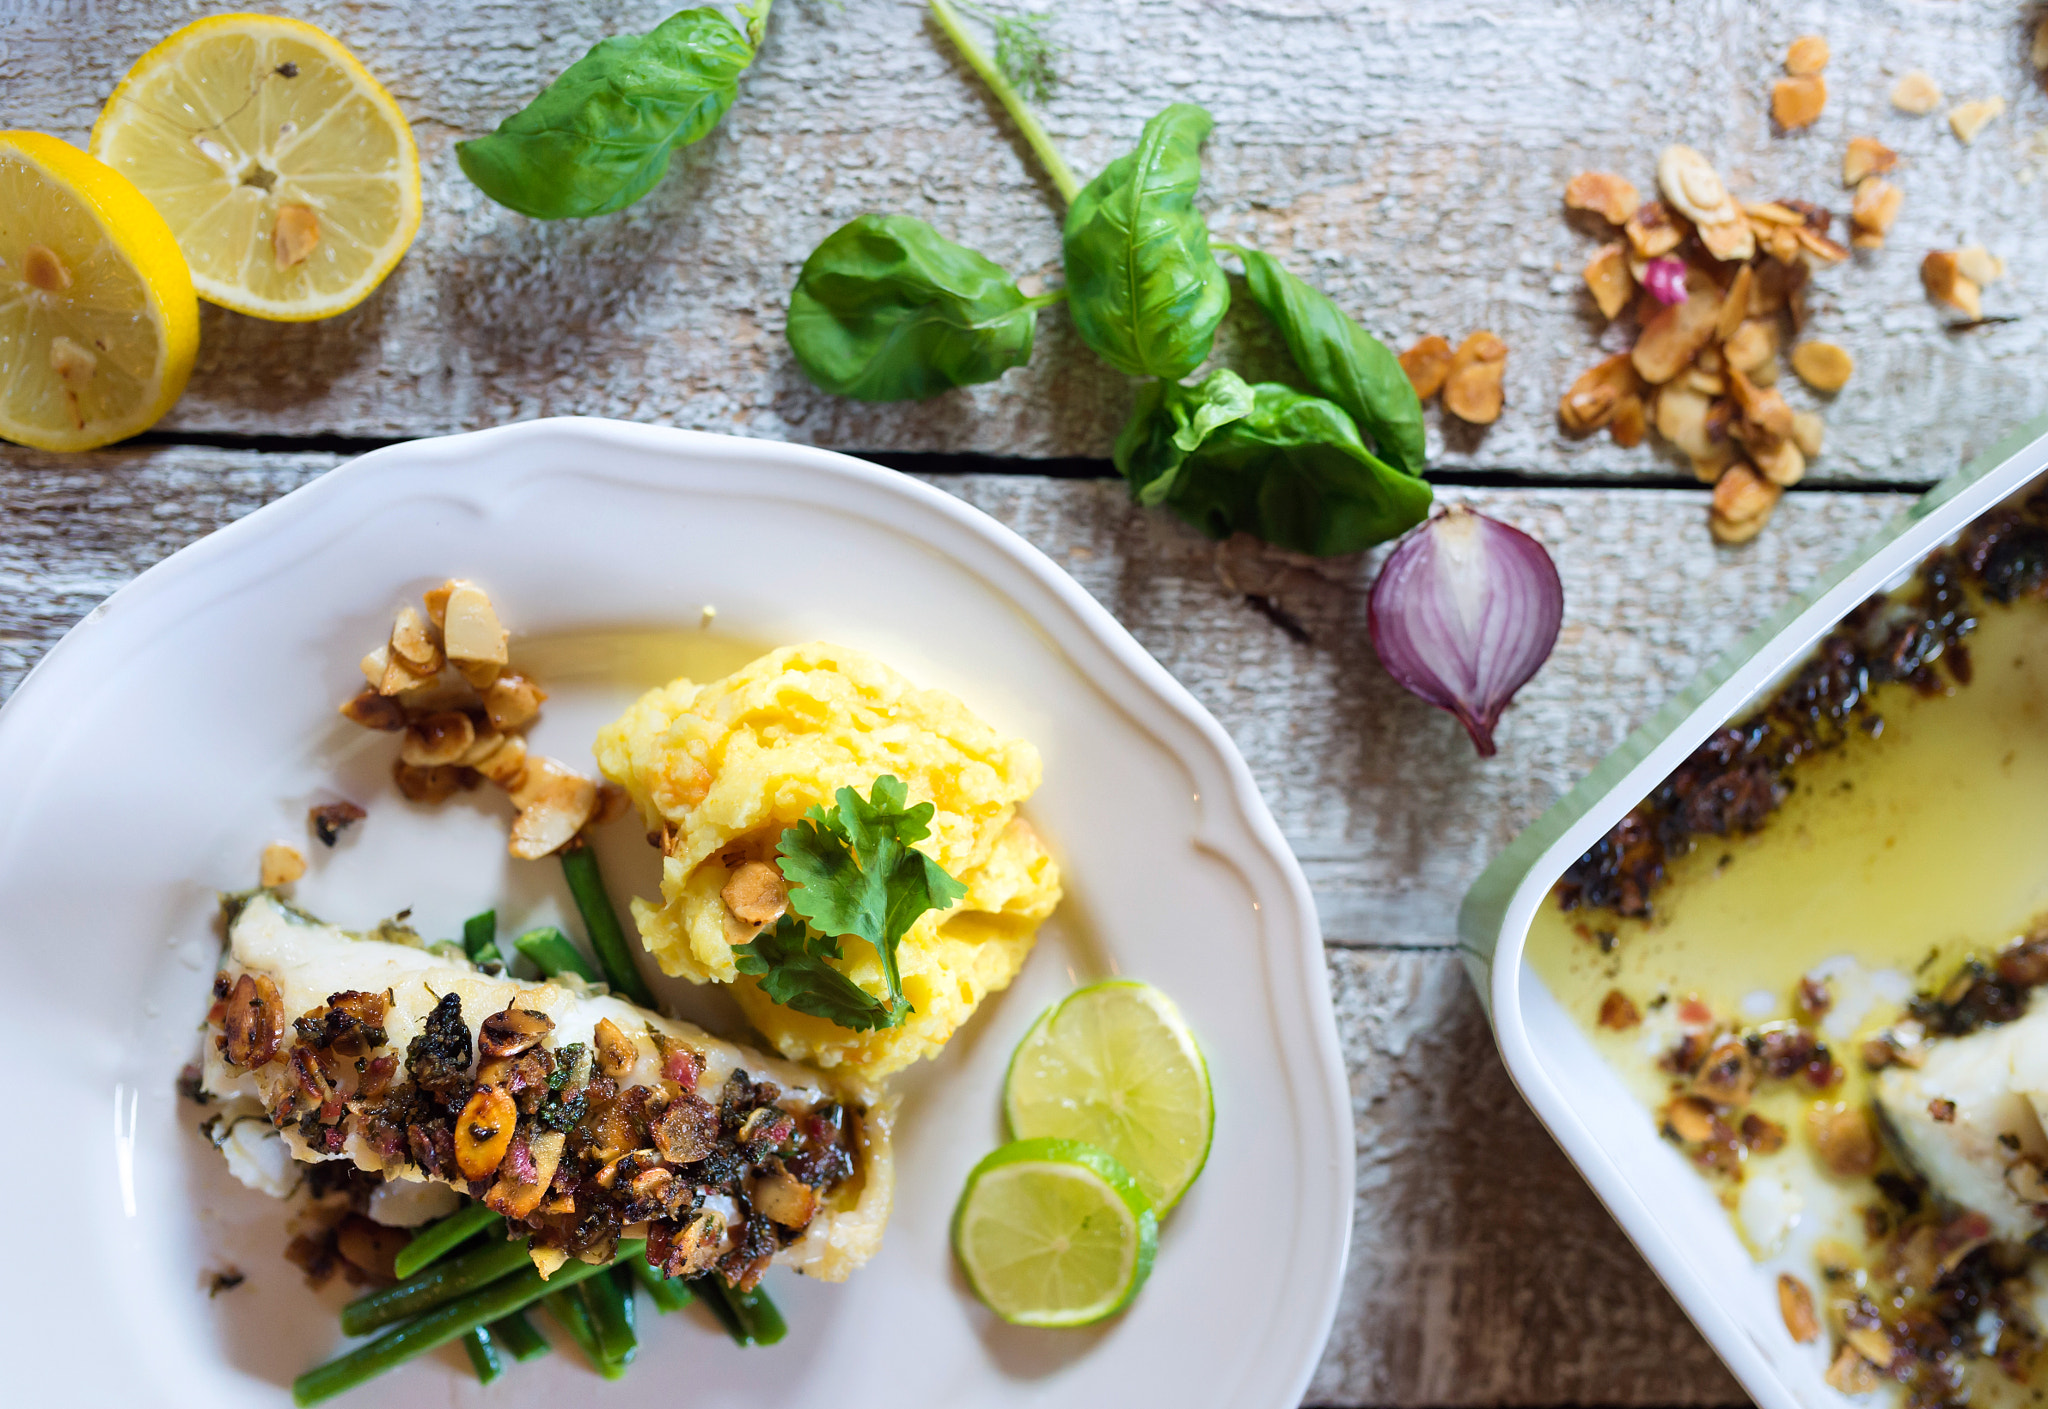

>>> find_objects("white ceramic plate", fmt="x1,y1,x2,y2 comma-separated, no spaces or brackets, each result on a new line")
0,418,1349,1407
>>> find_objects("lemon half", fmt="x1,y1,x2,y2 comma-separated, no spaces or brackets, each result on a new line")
90,14,420,321
0,131,198,451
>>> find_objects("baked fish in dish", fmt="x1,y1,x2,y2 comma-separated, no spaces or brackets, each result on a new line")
201,891,894,1287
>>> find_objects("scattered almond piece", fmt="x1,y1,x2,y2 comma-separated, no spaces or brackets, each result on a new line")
442,581,510,668
1891,71,1943,115
260,842,306,888
1398,334,1452,399
1713,463,1782,526
1791,411,1825,459
1564,171,1640,225
1597,989,1641,1029
1922,250,1984,318
1558,353,1639,435
1842,137,1897,186
1949,96,2005,144
484,673,546,733
1777,1273,1820,1343
339,690,406,731
1656,147,1755,263
1809,1103,1879,1176
1751,436,1806,487
1825,1346,1882,1395
508,756,599,860
1610,394,1646,448
1716,266,1753,342
1632,269,1723,384
1624,200,1685,260
1442,332,1508,425
272,204,319,269
1784,35,1829,77
401,711,478,768
1582,242,1633,319
393,761,465,804
1723,319,1776,375
389,606,442,672
1850,178,1903,247
1654,385,1717,460
1955,245,2004,286
1794,225,1850,264
1772,75,1827,129
1791,342,1853,393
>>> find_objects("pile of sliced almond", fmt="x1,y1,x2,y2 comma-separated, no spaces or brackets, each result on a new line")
1400,330,1508,425
1561,144,1872,544
340,580,622,859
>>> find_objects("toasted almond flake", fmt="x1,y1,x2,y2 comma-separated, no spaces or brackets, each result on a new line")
1682,368,1726,396
1748,354,1779,388
1762,222,1803,263
509,758,599,860
1657,146,1740,228
1845,1327,1896,1371
443,583,510,666
1564,171,1640,225
422,582,453,629
339,689,406,731
1825,1346,1881,1395
472,732,529,788
1772,75,1827,129
1716,267,1754,343
401,711,478,768
389,606,441,670
377,649,436,698
456,659,502,690
1582,243,1633,320
1809,1103,1879,1176
1698,218,1756,262
1791,341,1853,392
1850,178,1903,241
361,644,390,688
1714,463,1780,523
1624,200,1685,260
1691,442,1738,483
1710,506,1770,544
1842,137,1898,186
1398,334,1452,399
1558,353,1638,435
1949,96,2005,143
484,673,546,733
260,842,306,888
1955,245,2005,286
272,204,320,269
1751,436,1805,486
1729,366,1795,438
1631,268,1723,383
1742,201,1804,226
393,761,464,803
1791,410,1825,458
1892,71,1943,115
1441,331,1507,425
1794,225,1850,263
1778,1274,1820,1343
1723,319,1776,375
1610,394,1645,448
1785,35,1829,76
1922,250,1984,318
1654,384,1716,459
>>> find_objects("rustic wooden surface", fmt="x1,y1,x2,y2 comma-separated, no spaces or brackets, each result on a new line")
6,0,2046,1402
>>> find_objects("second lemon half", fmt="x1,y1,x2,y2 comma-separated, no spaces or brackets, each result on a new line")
90,14,420,321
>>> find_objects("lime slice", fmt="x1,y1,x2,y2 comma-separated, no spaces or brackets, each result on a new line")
952,1138,1157,1327
1004,980,1212,1213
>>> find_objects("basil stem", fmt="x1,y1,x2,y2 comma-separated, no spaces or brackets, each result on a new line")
927,0,1079,204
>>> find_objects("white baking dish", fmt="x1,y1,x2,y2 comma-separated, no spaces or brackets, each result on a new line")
1460,413,2048,1409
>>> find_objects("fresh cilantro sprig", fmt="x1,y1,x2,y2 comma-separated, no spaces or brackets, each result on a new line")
733,775,968,1032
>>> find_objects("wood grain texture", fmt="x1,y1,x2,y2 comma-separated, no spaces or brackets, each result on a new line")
5,0,2044,480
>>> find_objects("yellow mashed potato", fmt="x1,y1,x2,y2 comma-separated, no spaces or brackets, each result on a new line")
594,641,1060,1083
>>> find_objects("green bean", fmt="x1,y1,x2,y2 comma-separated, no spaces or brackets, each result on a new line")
392,1203,503,1280
292,1241,643,1406
560,844,657,1006
342,1233,531,1336
463,908,502,966
690,1275,787,1346
461,1325,503,1384
488,1309,550,1362
630,1258,695,1314
544,1287,624,1380
514,925,599,983
583,1265,638,1368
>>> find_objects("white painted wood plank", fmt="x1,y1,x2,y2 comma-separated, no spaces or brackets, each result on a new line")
4,0,2042,479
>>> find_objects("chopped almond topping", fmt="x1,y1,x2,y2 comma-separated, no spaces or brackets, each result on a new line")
1597,989,1641,1029
1564,171,1639,225
400,711,477,768
1772,75,1827,129
389,606,442,672
1441,332,1507,425
1791,342,1853,393
273,204,320,269
339,689,406,732
1778,1273,1820,1343
1809,1103,1879,1176
393,760,464,804
1842,137,1897,186
1784,35,1829,76
1891,70,1943,115
1582,242,1633,320
483,673,546,733
1398,335,1452,399
442,582,509,666
1922,251,1983,318
470,732,529,788
1845,1327,1897,1371
1949,96,2005,144
507,756,598,860
260,842,306,888
1850,178,1903,247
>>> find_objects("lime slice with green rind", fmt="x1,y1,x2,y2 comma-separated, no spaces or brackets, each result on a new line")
952,1138,1157,1327
1004,980,1213,1213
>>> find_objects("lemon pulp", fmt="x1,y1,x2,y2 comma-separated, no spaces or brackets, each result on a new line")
90,14,420,321
0,131,197,451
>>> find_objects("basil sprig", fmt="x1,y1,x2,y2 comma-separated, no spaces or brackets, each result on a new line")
1059,103,1230,380
457,5,770,219
1116,372,1431,556
786,214,1062,401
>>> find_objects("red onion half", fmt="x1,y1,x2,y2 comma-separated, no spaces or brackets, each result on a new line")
1367,506,1564,757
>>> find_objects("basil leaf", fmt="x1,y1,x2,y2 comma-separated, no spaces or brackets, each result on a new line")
456,8,757,220
1124,381,1433,556
1234,247,1428,479
1061,103,1230,379
1112,368,1254,506
787,214,1049,401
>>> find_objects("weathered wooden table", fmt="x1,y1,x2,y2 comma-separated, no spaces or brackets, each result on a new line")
8,1,2047,1402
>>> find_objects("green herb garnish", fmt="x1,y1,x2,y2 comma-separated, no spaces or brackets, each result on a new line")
734,775,967,1031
